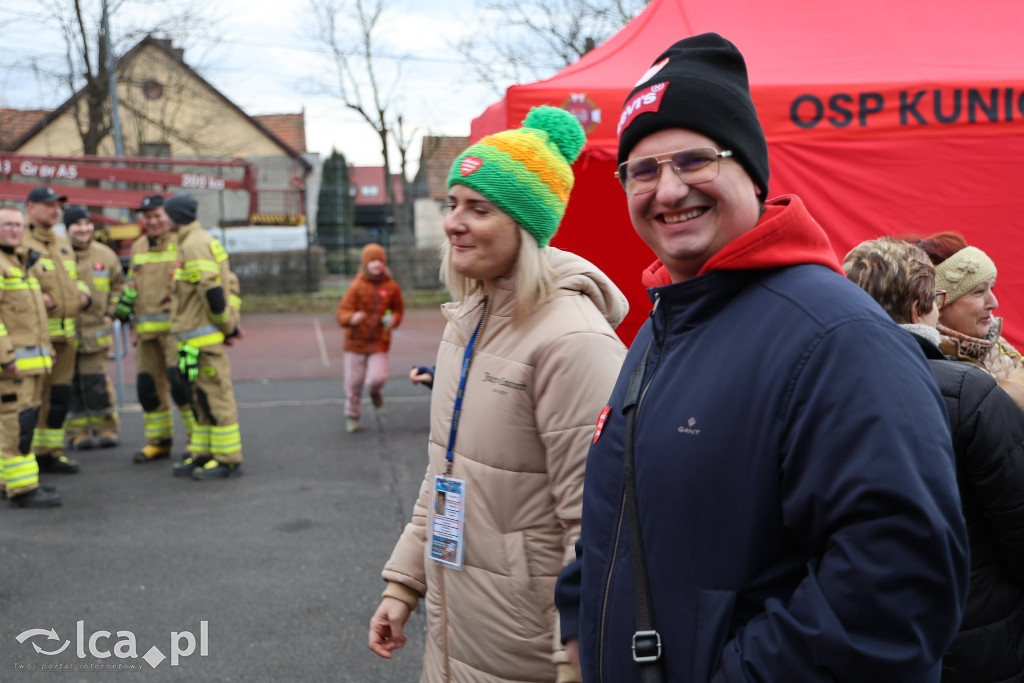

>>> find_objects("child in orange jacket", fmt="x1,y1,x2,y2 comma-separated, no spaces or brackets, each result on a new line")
335,243,404,432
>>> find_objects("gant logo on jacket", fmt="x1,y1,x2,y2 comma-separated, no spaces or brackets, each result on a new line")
482,372,526,393
678,417,701,436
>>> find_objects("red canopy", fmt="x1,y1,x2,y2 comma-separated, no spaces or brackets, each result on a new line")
472,0,1024,347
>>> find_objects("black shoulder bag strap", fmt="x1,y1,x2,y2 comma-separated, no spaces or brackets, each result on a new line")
622,341,664,682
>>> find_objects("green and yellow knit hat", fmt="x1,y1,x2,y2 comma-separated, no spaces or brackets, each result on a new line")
447,105,586,247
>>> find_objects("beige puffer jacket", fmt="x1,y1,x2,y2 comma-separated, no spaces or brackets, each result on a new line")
382,248,628,682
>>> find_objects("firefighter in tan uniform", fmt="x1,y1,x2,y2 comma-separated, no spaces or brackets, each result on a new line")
164,194,243,480
22,186,90,474
114,195,196,463
63,206,125,450
0,205,61,508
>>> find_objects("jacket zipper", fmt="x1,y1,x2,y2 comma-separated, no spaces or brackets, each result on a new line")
598,494,627,683
597,294,661,682
440,295,490,675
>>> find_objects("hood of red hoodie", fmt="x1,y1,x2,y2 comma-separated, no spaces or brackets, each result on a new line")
640,195,844,288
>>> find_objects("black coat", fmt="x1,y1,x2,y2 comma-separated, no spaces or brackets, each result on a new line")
916,333,1024,683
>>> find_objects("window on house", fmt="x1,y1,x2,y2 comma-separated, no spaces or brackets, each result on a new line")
140,143,170,158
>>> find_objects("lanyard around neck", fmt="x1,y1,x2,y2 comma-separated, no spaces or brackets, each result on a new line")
445,308,486,474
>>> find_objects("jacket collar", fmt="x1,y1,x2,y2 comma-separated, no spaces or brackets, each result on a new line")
641,195,843,288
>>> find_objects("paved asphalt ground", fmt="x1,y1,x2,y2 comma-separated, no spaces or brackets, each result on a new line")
1,309,450,681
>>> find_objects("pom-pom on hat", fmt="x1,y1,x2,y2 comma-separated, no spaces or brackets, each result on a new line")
164,194,198,225
935,246,997,305
616,32,769,198
447,105,586,247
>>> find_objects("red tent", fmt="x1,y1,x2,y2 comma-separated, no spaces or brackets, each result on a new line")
471,0,1024,347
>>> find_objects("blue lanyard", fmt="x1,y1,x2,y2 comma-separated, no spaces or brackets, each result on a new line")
445,312,485,473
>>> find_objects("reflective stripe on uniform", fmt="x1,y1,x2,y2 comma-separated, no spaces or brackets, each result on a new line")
134,313,172,334
210,240,228,263
1,276,37,291
209,424,242,456
190,424,211,454
32,427,65,450
132,250,177,267
176,324,224,348
47,318,76,338
174,259,219,284
15,346,52,372
144,411,173,441
181,409,196,438
1,454,39,490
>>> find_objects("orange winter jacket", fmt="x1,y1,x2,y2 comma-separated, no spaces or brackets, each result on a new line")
335,270,403,354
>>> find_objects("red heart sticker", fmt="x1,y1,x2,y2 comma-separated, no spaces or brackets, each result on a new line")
460,157,483,176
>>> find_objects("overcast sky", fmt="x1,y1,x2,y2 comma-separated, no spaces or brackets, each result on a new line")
0,0,513,170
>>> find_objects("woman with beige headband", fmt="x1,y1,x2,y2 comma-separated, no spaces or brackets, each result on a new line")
917,231,1024,409
844,236,1024,683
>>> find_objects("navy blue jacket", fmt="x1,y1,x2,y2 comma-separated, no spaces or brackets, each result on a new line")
564,199,969,682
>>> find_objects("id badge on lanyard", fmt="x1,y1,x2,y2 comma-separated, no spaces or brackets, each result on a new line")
430,308,485,570
430,475,466,569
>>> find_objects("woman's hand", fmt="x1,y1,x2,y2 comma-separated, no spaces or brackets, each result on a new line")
368,596,412,659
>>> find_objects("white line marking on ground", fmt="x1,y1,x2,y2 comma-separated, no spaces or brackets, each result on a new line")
314,318,330,367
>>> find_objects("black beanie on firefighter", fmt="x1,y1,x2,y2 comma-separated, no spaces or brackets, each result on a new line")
164,193,198,225
616,32,769,198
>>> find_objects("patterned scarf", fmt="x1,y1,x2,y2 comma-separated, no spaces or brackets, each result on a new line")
938,317,1022,380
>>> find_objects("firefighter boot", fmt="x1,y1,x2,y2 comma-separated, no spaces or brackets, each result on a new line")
133,438,172,463
9,487,62,508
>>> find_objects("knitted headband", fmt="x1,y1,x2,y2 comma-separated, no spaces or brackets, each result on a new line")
934,246,997,304
616,32,769,198
447,105,586,247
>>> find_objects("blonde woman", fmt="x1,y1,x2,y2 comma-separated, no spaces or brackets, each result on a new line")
368,106,627,682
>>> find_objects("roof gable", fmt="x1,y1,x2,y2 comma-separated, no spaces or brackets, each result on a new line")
416,135,467,200
7,35,310,170
0,108,49,151
253,113,307,154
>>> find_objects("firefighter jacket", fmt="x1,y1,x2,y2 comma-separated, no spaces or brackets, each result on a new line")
128,231,178,341
73,239,126,354
0,246,52,375
170,221,233,349
22,223,88,343
225,270,242,335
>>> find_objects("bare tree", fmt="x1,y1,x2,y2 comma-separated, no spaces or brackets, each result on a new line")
308,0,411,236
36,0,216,154
457,0,650,96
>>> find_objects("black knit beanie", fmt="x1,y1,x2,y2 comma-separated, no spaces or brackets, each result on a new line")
164,193,198,225
616,33,769,198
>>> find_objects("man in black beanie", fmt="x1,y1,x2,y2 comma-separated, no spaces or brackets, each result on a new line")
118,195,199,465
165,194,244,480
557,33,968,682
